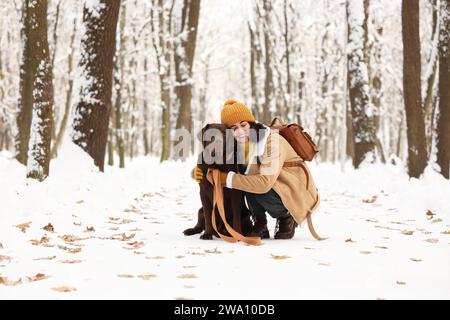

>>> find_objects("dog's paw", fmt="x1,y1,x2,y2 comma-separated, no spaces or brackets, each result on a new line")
200,233,213,240
183,227,202,236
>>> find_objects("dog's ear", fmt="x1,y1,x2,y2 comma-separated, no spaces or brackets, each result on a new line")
197,124,210,142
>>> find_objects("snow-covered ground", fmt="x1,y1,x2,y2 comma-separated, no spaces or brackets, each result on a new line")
0,144,449,300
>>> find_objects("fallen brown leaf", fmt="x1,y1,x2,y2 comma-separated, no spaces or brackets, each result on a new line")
396,281,407,285
0,255,11,263
401,230,414,235
204,247,221,254
425,238,439,244
362,195,377,203
121,233,136,241
345,238,355,243
27,273,49,282
175,255,185,259
60,259,83,264
138,274,157,280
85,226,95,232
73,222,82,226
177,274,197,279
0,276,22,286
42,223,54,232
15,221,32,233
426,210,436,218
125,241,144,249
366,218,379,223
52,286,76,292
270,254,291,260
59,234,86,243
57,245,82,254
409,258,422,262
441,230,450,235
30,236,50,246
33,256,56,261
318,262,331,266
360,251,372,255
146,256,165,260
76,199,84,204
375,246,388,250
117,274,134,278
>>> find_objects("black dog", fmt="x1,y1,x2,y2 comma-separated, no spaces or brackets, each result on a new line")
183,123,253,240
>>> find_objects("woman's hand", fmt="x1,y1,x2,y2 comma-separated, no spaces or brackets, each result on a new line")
206,168,228,187
192,166,203,183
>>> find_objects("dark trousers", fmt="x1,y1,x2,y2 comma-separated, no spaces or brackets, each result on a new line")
245,189,288,219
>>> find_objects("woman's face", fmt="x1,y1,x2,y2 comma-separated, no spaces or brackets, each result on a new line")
230,121,250,144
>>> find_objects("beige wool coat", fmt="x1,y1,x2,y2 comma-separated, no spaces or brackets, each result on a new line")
226,125,320,224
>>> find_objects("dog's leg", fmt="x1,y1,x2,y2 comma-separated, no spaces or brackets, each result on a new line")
199,186,214,240
183,208,205,236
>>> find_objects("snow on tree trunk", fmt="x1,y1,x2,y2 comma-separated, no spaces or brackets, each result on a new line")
71,0,120,172
401,0,428,178
437,0,450,178
26,0,54,181
346,0,376,168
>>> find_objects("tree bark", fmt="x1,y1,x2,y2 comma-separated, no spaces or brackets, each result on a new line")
347,0,376,168
71,0,121,172
15,2,36,165
26,0,54,181
174,0,201,138
436,0,450,178
402,0,428,177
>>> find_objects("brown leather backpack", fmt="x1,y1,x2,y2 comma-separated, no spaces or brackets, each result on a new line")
268,117,319,161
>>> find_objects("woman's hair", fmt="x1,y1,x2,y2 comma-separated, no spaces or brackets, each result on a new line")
248,121,267,144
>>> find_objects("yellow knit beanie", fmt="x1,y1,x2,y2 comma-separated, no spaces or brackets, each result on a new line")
220,99,255,126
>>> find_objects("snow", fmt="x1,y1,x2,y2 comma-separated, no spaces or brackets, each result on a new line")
1,147,449,299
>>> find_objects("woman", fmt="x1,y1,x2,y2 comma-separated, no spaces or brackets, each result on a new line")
193,99,319,240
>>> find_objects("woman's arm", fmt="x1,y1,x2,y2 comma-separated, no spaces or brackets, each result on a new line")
226,133,286,194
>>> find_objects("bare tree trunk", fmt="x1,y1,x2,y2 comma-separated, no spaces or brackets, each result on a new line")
113,0,127,168
15,2,35,165
402,0,428,177
261,0,273,125
174,0,201,138
436,0,450,178
51,17,77,158
71,0,121,172
347,0,376,168
26,0,53,181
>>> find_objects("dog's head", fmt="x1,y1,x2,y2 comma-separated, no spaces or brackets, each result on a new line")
197,123,236,170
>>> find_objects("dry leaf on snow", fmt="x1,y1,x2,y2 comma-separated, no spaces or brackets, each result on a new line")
375,246,388,249
177,274,197,279
138,274,157,280
57,245,82,254
85,226,95,232
360,251,372,255
409,258,422,262
425,238,439,244
60,260,83,264
33,256,56,261
204,248,221,254
30,236,50,246
0,276,22,286
42,223,54,232
426,210,436,218
52,286,76,292
270,254,291,260
396,281,407,286
15,221,32,233
441,230,450,235
345,238,355,243
121,233,136,241
401,230,414,235
0,255,11,263
175,255,185,259
27,273,49,282
125,241,144,249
